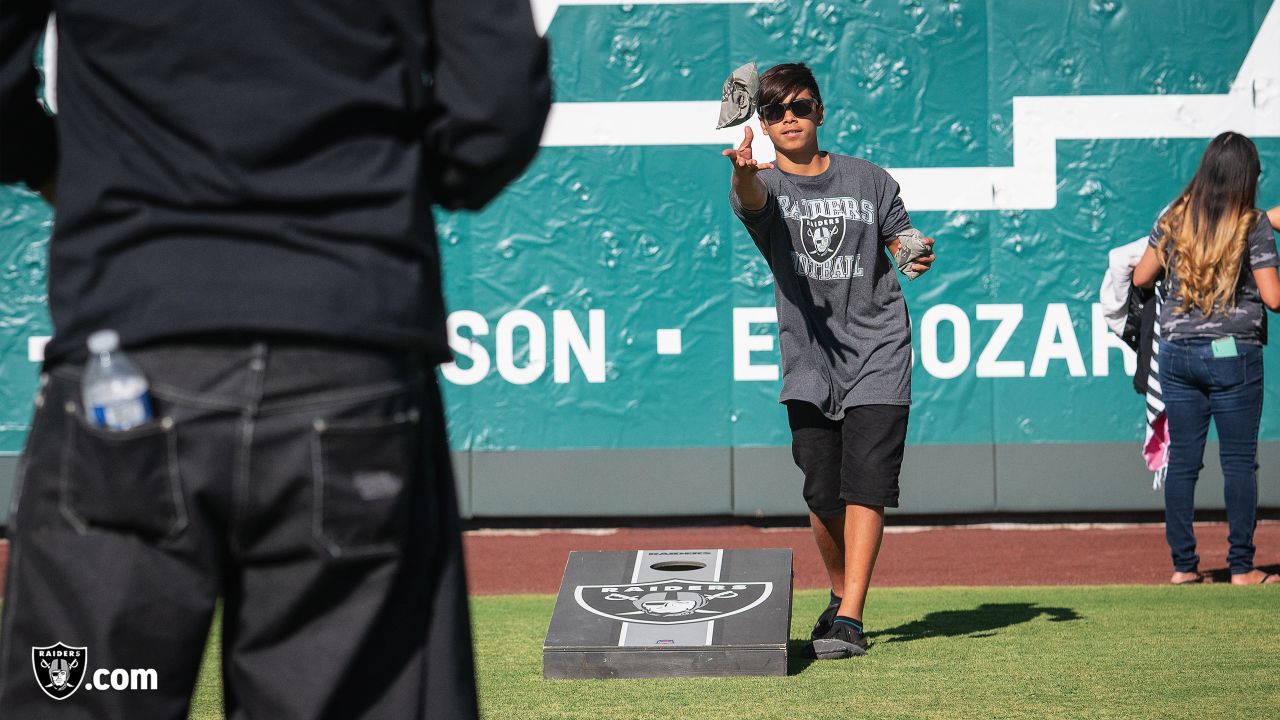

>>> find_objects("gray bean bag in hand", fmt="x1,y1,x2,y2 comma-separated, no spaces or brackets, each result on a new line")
716,62,759,129
893,228,930,280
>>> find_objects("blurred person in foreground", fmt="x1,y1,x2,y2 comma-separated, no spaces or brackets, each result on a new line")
1133,132,1280,586
0,0,549,717
724,63,935,658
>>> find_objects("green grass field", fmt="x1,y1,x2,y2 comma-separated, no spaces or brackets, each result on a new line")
179,585,1280,719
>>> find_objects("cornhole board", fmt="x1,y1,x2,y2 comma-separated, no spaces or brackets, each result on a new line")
543,548,793,679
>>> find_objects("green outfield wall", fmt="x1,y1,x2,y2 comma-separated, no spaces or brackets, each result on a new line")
3,0,1280,522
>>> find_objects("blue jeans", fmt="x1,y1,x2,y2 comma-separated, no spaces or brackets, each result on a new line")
1158,338,1264,575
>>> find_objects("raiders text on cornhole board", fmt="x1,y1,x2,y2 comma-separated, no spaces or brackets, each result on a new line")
543,548,793,679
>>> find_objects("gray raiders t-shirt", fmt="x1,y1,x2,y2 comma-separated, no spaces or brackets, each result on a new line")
730,153,913,419
1148,210,1279,342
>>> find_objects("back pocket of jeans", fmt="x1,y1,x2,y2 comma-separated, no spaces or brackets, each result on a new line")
311,409,419,559
1206,353,1246,387
59,408,186,541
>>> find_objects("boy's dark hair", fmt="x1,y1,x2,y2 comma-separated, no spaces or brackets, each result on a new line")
759,63,823,108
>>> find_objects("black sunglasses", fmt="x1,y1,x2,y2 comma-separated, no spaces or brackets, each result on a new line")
759,98,820,124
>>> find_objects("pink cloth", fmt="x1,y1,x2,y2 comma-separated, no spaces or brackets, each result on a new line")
1144,411,1169,473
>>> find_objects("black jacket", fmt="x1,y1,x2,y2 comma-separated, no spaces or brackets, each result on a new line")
0,0,551,363
1123,283,1157,395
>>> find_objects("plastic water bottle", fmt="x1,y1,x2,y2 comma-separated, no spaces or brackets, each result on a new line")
82,330,153,430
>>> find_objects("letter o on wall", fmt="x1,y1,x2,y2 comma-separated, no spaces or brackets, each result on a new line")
920,304,971,379
496,310,547,385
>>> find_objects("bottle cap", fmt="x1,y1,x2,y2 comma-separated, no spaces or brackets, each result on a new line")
87,329,120,354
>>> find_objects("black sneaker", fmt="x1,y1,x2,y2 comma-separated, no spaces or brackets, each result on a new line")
811,619,868,659
809,600,840,641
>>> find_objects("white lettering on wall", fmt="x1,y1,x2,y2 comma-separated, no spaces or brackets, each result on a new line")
440,311,491,386
440,309,606,386
553,309,606,383
920,304,970,380
1030,303,1086,377
975,304,1026,378
1091,303,1137,377
732,307,780,381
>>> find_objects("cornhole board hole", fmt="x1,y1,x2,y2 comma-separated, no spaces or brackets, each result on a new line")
543,548,793,679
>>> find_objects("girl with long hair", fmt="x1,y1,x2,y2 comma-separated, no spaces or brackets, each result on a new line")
1134,131,1280,585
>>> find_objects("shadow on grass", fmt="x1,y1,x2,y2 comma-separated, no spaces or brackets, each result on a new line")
871,603,1081,645
1202,562,1279,584
785,602,1081,674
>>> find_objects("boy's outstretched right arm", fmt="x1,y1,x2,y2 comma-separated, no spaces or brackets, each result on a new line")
724,126,772,211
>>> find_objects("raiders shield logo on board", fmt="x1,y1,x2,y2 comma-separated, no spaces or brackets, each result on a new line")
574,580,773,625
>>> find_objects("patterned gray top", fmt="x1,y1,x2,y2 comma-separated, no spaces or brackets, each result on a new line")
1148,210,1279,342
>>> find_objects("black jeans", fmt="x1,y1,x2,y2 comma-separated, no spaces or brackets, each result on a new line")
0,340,477,719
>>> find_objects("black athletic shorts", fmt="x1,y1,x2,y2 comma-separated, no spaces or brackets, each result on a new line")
786,401,908,515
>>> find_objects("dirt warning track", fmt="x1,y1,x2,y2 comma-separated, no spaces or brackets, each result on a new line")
460,521,1280,595
2,521,1276,596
